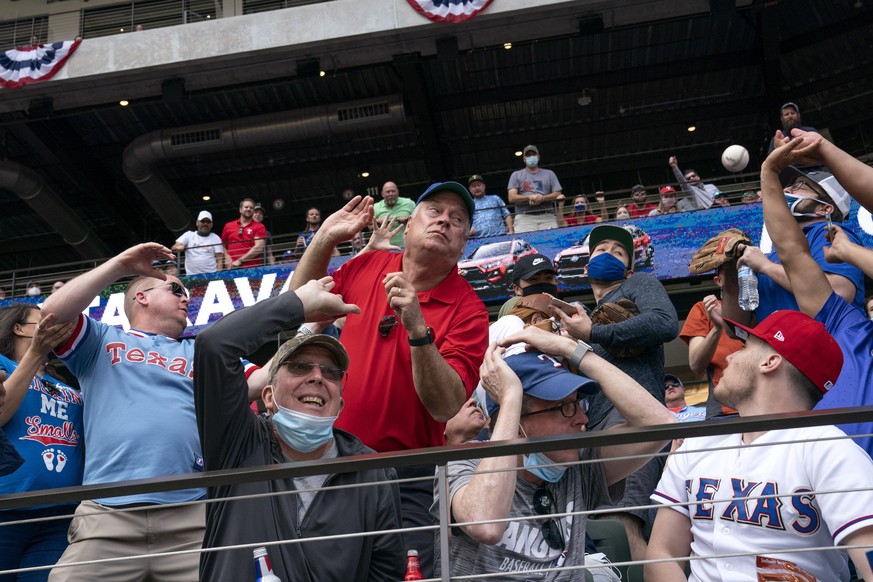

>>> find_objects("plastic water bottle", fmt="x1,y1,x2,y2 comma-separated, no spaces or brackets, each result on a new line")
737,265,759,312
404,549,424,580
253,547,282,582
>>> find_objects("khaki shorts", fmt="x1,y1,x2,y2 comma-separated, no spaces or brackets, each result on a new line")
49,500,204,582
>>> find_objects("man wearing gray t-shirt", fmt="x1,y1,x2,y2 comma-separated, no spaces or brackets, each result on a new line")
507,145,565,233
433,327,674,579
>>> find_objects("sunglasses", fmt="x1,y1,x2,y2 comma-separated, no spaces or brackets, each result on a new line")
665,381,682,389
283,361,344,382
140,281,188,299
378,314,398,337
532,486,565,551
238,227,244,237
521,399,588,419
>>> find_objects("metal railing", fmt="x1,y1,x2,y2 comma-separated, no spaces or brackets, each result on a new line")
1,406,872,579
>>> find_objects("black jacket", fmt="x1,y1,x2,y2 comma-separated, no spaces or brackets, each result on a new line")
194,291,405,581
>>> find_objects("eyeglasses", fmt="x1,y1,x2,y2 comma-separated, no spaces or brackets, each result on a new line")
378,314,398,337
532,486,565,550
283,361,345,382
665,381,682,389
140,281,188,299
521,399,589,419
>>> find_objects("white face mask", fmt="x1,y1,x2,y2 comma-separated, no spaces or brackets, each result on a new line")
662,197,676,208
616,211,630,220
525,156,539,168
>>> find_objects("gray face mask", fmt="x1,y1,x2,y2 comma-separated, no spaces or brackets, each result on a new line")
525,156,539,168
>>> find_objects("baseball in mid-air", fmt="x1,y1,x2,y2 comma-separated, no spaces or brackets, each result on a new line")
721,145,750,173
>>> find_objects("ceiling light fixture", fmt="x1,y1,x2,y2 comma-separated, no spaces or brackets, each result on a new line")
202,195,211,201
687,125,696,132
503,42,512,50
360,171,370,178
119,100,129,106
514,151,523,157
319,71,326,77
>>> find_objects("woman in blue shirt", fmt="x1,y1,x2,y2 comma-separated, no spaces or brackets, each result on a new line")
0,304,83,581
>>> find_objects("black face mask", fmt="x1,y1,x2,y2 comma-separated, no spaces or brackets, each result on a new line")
521,282,558,296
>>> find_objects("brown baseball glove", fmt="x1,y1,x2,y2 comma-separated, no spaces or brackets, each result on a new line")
688,228,751,274
590,299,647,357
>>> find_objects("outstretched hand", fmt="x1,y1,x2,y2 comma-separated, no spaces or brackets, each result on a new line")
115,243,175,279
769,129,825,168
364,216,403,252
295,276,360,323
762,135,805,174
320,196,374,243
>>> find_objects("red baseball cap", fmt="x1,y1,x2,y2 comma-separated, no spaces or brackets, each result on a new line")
659,185,676,195
724,311,843,393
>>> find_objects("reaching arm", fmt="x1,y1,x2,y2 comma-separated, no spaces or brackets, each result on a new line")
497,326,675,486
289,196,374,290
0,315,74,426
759,138,835,317
781,129,873,214
824,226,873,279
42,243,173,323
843,527,873,580
595,192,608,222
450,343,524,544
645,508,694,581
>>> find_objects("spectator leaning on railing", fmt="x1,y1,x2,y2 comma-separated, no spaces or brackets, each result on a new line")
507,145,565,233
172,210,223,275
468,174,513,237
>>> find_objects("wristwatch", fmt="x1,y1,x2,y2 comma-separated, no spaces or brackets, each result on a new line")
408,327,435,346
569,339,593,369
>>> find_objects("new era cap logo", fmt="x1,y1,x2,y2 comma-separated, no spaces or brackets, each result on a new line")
532,258,545,265
773,331,785,342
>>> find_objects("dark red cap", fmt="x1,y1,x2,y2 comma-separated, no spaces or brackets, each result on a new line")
659,185,676,195
723,311,843,393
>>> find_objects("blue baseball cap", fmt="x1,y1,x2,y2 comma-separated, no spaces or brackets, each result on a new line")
485,351,600,416
416,181,476,221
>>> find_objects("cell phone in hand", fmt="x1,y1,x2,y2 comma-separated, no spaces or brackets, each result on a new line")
550,298,589,317
826,211,835,240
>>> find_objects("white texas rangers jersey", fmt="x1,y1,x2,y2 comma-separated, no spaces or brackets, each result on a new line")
652,426,873,581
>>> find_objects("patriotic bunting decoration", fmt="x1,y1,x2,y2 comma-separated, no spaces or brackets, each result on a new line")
0,38,83,89
406,0,494,23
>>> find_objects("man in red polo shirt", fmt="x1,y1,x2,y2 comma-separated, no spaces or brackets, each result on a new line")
221,198,267,268
290,182,489,577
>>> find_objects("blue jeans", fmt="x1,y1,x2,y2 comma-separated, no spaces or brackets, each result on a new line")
0,505,75,581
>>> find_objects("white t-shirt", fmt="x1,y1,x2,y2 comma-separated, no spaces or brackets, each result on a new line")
175,231,222,274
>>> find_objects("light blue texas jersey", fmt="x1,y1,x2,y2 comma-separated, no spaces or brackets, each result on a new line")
56,314,205,506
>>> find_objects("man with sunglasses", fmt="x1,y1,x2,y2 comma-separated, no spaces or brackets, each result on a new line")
43,243,272,581
435,326,674,579
720,163,864,329
669,155,717,210
194,276,405,581
289,184,489,576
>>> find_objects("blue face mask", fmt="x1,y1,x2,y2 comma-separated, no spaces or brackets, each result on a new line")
272,405,337,452
523,451,567,483
525,156,539,168
784,192,826,218
574,203,586,213
586,252,628,282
